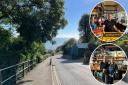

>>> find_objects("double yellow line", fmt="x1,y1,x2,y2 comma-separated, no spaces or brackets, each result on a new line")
51,58,61,85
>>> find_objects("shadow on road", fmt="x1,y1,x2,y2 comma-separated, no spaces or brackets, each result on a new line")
57,55,84,64
17,80,33,85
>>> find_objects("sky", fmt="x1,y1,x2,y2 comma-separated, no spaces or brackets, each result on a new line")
46,0,128,50
56,0,101,39
56,0,128,39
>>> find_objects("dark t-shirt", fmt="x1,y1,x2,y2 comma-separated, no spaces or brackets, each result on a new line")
104,19,116,32
100,62,109,74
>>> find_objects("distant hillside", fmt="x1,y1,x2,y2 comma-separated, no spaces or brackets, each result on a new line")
45,38,70,50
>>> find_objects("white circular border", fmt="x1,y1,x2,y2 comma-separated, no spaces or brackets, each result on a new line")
89,43,128,85
89,0,128,42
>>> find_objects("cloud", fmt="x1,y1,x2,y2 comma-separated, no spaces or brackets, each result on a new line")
56,32,79,40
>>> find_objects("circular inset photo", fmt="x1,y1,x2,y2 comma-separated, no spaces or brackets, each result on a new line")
90,43,128,84
90,0,127,42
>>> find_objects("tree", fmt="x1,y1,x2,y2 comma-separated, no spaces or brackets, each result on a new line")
0,27,12,50
60,38,76,55
0,0,67,67
78,14,99,64
78,14,91,43
0,0,67,44
0,0,67,84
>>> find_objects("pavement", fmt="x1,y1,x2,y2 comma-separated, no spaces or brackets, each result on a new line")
16,57,52,85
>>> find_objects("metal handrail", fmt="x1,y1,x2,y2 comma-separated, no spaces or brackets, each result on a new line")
0,59,34,71
0,58,37,85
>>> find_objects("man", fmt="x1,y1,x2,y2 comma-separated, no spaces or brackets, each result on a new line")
103,14,121,32
100,56,109,84
108,58,118,84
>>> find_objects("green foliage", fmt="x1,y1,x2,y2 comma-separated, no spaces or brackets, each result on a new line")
83,48,91,64
0,27,12,49
78,14,100,64
79,14,89,28
0,0,67,65
0,1,67,84
115,34,128,46
62,38,76,49
114,34,128,56
59,38,77,54
0,0,67,43
78,14,93,43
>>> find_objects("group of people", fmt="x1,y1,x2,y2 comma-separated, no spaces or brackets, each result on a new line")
92,57,119,84
100,57,118,84
91,14,122,33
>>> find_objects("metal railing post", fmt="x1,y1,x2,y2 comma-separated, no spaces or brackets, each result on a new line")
22,63,24,78
32,59,34,69
32,60,33,69
0,70,2,85
28,61,30,72
35,59,36,65
27,61,28,73
34,59,36,67
0,59,38,85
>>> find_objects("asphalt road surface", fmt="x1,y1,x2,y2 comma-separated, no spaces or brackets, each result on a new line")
53,55,128,85
17,54,128,85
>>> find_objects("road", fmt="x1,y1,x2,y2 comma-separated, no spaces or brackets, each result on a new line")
17,54,128,85
53,55,128,85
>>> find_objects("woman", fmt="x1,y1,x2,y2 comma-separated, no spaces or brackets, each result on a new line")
91,16,97,30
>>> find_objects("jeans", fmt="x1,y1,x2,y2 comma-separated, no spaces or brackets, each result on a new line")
102,74,109,84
